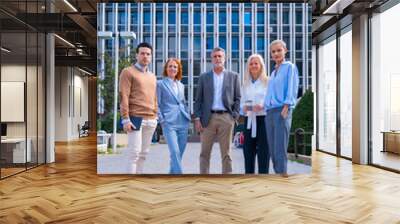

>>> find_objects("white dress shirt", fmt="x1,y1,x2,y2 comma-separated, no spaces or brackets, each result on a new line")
212,69,226,111
168,77,179,96
134,62,148,73
240,78,268,137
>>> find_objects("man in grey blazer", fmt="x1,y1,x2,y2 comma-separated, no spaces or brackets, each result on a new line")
194,47,241,174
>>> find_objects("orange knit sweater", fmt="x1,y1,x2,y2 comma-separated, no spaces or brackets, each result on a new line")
119,65,157,119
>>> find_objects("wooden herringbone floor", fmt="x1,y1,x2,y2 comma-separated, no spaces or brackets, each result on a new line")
1,135,400,224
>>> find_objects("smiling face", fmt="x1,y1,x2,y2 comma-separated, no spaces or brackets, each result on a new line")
270,42,287,64
249,57,262,79
166,60,178,79
136,47,152,66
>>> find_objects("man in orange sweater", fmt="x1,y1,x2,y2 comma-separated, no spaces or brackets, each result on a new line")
119,42,158,174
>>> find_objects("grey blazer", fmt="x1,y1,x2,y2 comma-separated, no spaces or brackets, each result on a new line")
194,70,241,127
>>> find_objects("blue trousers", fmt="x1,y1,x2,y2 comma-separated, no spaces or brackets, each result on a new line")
265,107,293,174
161,123,189,174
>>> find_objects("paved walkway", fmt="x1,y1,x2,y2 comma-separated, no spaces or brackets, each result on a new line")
98,142,311,174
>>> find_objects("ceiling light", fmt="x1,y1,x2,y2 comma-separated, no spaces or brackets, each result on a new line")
322,0,355,15
54,34,75,48
63,0,78,12
1,47,11,53
78,67,93,76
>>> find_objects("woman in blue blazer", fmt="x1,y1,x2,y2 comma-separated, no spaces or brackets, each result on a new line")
157,58,191,174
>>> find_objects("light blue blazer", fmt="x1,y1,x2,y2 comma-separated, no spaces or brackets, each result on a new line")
157,78,191,126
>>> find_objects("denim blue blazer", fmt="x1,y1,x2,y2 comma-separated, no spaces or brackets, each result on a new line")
157,78,191,125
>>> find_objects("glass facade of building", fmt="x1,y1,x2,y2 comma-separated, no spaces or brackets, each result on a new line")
98,3,311,114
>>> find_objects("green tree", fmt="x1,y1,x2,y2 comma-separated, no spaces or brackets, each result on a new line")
97,48,136,133
288,89,314,155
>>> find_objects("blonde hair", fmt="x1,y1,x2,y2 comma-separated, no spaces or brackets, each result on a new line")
244,54,268,87
270,39,287,50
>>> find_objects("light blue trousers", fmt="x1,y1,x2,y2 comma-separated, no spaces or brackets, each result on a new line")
161,123,189,174
265,107,293,174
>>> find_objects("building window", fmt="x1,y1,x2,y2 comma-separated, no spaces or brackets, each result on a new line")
296,61,303,76
232,36,239,50
283,8,289,24
257,36,264,51
168,11,176,24
156,37,163,51
194,11,201,25
296,36,302,50
143,10,151,24
296,9,302,24
168,36,176,52
270,8,277,24
156,10,163,25
106,10,113,24
181,36,188,51
219,36,226,50
131,11,138,24
317,36,337,155
232,11,239,24
194,36,201,51
206,36,213,50
118,10,126,25
244,36,251,50
207,11,213,25
143,35,151,45
244,11,251,25
370,4,400,171
257,12,264,25
283,35,290,51
219,10,226,25
181,12,188,24
339,29,352,158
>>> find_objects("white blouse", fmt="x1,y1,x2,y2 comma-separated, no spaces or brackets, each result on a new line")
240,78,268,137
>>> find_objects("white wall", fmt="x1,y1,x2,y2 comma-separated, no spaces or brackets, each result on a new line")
1,65,26,139
1,63,46,164
72,72,89,138
1,65,40,137
55,66,69,141
54,67,89,141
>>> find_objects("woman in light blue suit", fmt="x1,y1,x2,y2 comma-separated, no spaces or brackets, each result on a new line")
157,58,191,174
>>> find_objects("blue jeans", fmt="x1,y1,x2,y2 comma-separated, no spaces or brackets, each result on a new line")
161,123,189,174
265,107,293,174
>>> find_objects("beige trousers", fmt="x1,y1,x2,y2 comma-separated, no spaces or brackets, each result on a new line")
200,113,235,174
126,119,157,174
